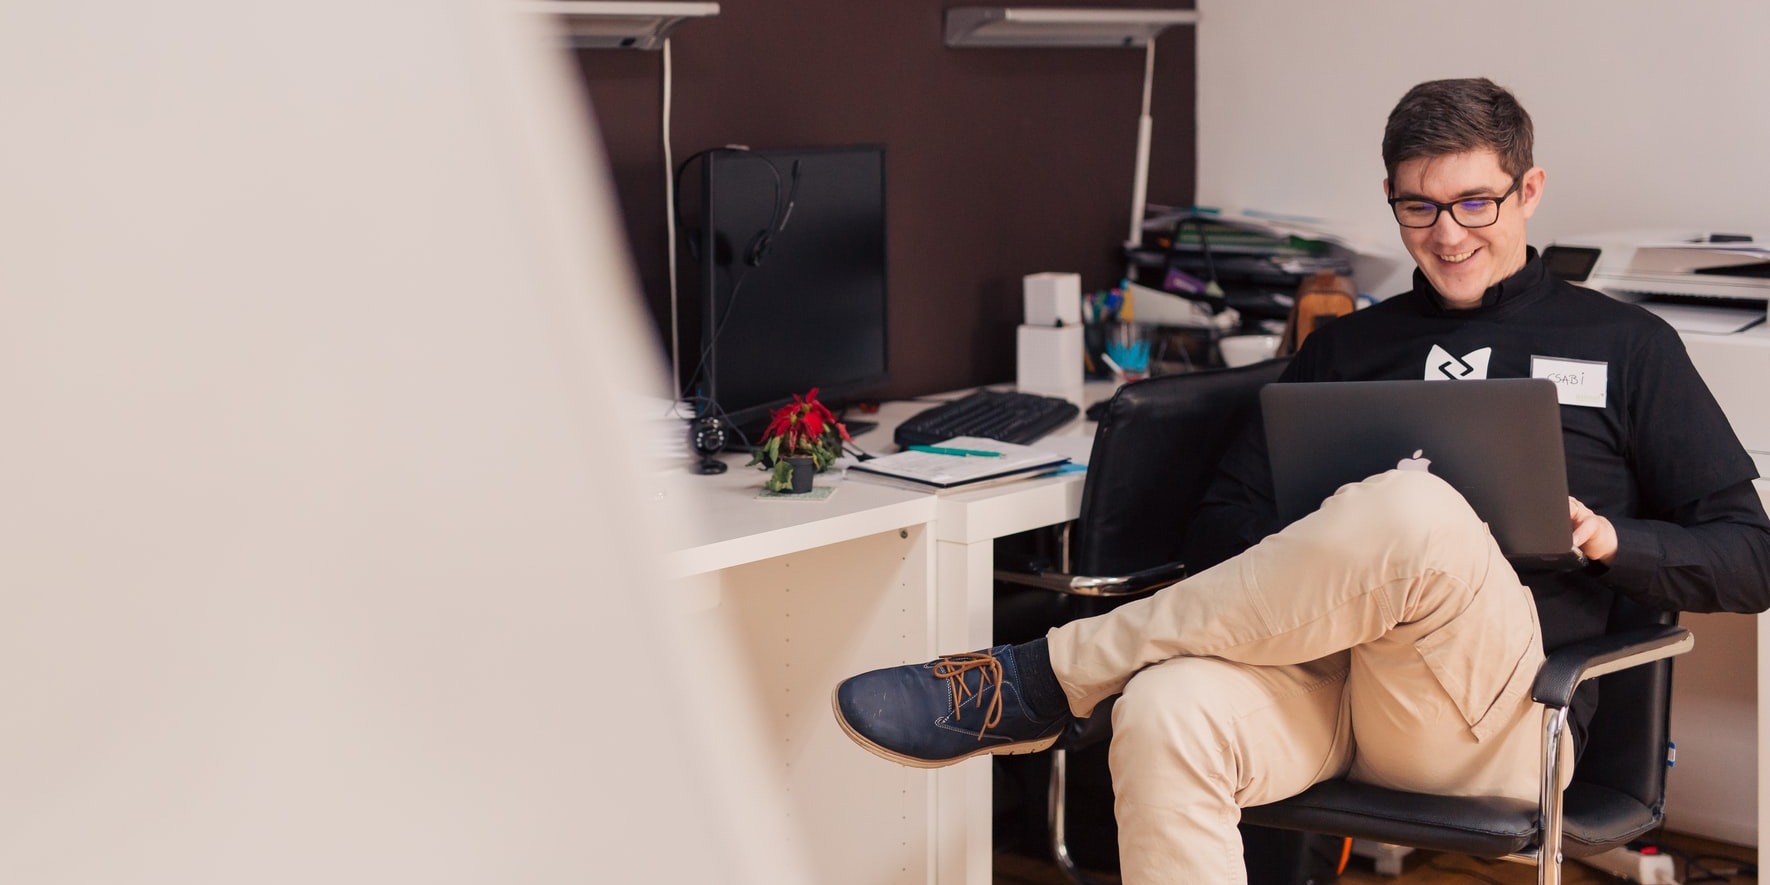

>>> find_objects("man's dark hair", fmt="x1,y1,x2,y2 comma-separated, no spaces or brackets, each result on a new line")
1382,78,1534,181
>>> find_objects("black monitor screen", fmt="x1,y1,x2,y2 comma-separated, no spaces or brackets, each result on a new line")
693,145,889,443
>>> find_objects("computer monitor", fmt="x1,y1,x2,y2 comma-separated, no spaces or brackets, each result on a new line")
690,144,889,445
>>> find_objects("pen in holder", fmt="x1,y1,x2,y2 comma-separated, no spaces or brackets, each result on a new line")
1082,280,1159,382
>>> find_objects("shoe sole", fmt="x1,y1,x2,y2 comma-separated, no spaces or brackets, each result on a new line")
828,688,1061,770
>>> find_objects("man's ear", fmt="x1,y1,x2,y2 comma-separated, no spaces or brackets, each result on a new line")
1381,176,1392,199
1517,166,1547,218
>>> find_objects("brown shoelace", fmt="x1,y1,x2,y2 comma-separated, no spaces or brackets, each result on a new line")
932,652,1004,739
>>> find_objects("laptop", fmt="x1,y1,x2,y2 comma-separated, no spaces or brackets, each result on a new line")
1261,378,1581,571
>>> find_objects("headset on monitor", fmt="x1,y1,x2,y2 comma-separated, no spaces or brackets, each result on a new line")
675,145,801,269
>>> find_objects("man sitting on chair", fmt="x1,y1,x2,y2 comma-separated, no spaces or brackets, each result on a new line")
832,77,1770,883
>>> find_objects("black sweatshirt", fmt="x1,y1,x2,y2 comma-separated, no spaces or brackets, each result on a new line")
1187,250,1770,752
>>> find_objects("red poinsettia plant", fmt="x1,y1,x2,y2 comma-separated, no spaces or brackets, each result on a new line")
748,387,851,492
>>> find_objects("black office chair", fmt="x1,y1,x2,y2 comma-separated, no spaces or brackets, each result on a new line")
995,357,1694,885
996,357,1299,882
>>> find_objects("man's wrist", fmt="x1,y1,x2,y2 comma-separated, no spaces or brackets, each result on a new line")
1597,521,1659,589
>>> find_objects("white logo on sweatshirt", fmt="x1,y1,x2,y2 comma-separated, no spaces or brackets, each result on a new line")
1425,345,1491,380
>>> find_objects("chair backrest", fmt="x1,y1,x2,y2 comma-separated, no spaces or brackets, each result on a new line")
1072,357,1289,578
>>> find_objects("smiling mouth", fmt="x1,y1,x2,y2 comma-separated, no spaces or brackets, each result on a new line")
1438,249,1477,264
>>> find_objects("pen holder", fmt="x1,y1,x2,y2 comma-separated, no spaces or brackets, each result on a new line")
1099,321,1152,382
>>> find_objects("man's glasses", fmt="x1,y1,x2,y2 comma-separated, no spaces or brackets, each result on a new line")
1387,175,1523,229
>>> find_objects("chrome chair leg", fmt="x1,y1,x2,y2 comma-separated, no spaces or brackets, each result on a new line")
1048,749,1113,885
1537,706,1571,885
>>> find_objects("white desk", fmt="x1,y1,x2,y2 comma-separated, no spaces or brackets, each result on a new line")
662,385,1109,885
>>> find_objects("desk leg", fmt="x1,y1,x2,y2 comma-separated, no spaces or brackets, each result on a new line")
934,536,998,885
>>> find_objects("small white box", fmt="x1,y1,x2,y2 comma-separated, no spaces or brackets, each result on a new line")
1023,272,1082,327
1016,323,1084,400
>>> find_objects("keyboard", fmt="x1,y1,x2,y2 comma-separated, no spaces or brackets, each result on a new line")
893,389,1081,448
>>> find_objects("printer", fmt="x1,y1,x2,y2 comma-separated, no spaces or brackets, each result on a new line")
1547,231,1770,478
1545,230,1770,321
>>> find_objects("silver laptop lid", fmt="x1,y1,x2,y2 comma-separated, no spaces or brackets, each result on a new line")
1262,378,1575,569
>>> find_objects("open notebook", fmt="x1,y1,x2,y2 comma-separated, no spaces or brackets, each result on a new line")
846,436,1070,492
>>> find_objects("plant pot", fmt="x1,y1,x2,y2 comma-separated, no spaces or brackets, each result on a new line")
787,456,815,494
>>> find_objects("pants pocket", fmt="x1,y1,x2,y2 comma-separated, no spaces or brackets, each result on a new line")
1411,583,1541,743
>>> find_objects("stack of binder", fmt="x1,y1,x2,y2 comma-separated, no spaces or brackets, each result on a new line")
1126,208,1357,322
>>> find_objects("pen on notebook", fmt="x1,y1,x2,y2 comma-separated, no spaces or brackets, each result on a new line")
907,444,1003,458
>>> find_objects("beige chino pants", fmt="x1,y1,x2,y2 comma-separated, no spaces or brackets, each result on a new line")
1046,469,1563,884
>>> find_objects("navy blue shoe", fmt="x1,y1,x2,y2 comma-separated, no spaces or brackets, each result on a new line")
831,645,1072,769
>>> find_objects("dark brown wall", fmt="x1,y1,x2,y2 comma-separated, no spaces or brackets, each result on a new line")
573,1,1196,401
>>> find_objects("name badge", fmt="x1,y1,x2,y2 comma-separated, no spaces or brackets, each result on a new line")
1531,356,1608,408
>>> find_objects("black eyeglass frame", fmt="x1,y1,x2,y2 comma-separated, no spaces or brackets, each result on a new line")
1386,174,1524,229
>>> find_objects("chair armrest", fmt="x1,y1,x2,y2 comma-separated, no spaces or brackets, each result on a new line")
992,560,1188,598
1530,625,1693,709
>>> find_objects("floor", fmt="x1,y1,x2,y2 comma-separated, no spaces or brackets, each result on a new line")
994,829,1759,884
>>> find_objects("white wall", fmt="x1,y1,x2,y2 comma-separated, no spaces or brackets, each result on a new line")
0,2,808,882
1197,0,1767,847
1197,0,1770,298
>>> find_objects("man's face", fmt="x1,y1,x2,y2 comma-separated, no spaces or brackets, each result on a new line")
1385,149,1544,309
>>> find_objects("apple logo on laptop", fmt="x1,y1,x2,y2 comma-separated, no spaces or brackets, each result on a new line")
1397,449,1432,472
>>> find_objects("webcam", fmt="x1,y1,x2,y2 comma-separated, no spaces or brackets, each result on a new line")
689,416,729,474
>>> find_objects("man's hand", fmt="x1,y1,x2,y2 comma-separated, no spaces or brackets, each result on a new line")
1569,497,1618,565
